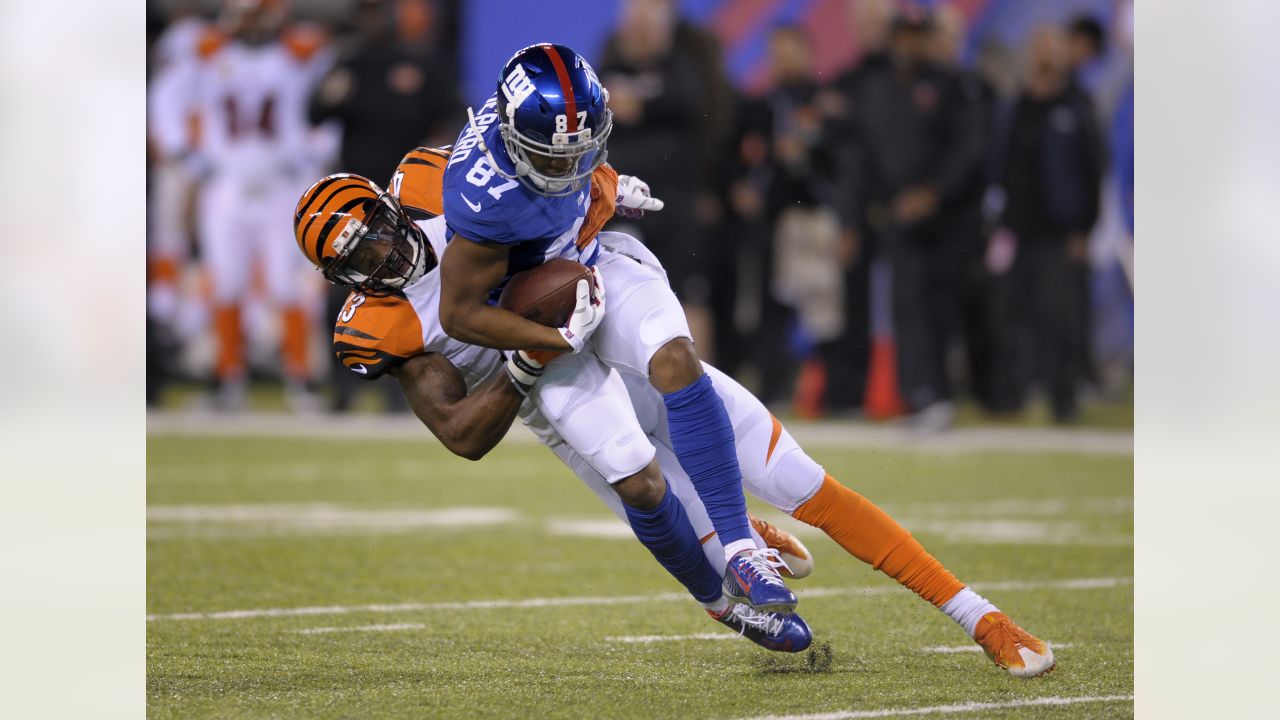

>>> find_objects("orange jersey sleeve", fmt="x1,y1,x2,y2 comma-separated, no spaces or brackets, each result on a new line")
333,292,427,380
391,146,452,219
578,163,619,248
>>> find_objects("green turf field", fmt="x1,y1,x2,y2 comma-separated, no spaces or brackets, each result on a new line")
147,433,1133,719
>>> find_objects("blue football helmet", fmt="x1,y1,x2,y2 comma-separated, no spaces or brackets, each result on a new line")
493,43,612,196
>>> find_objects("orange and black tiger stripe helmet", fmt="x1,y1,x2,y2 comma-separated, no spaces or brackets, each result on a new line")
294,173,380,270
294,173,433,292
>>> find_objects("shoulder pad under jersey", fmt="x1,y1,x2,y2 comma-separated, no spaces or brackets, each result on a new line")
196,28,229,60
391,146,451,220
333,292,426,380
440,112,529,245
281,23,328,62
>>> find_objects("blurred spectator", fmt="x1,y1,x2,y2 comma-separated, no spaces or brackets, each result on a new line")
309,0,460,179
599,0,735,361
989,27,1105,422
147,0,210,405
159,0,334,410
827,5,985,429
1063,14,1108,390
929,4,1001,412
727,25,843,410
1066,14,1107,95
803,0,898,415
309,0,461,413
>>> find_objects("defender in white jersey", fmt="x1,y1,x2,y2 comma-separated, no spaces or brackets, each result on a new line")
168,0,332,408
289,158,1057,675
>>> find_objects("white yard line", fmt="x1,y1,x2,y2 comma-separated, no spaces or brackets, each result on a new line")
920,642,1073,654
974,576,1132,591
887,518,1133,546
732,694,1133,720
546,518,636,539
146,576,1131,622
605,633,738,643
149,592,689,622
295,623,425,635
880,496,1133,517
147,505,1130,545
778,516,1132,546
147,504,520,539
147,410,1132,456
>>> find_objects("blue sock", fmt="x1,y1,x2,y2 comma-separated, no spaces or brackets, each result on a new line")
623,483,722,603
662,373,752,549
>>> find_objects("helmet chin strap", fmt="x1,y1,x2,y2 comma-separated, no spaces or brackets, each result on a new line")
403,232,431,286
379,225,431,290
466,106,530,179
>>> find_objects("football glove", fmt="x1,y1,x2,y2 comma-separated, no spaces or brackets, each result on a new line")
558,266,606,353
615,175,665,219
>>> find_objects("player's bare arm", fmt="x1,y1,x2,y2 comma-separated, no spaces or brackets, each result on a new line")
391,352,523,461
439,236,606,355
437,236,571,352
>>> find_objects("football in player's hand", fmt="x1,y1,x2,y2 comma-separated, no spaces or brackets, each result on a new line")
497,259,592,327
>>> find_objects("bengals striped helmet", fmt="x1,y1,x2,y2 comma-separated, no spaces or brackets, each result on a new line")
293,173,434,292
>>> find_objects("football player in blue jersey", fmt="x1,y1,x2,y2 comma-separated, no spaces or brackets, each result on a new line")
435,44,799,617
289,159,1058,674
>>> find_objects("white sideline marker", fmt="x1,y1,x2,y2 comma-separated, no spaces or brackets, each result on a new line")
147,576,1130,623
733,694,1133,720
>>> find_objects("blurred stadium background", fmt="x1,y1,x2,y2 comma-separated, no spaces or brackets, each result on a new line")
146,1,1133,717
146,0,1133,425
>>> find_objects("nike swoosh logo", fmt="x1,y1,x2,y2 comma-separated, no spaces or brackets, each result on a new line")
462,195,482,212
351,364,368,375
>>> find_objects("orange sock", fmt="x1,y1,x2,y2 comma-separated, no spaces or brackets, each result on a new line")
148,256,180,285
213,304,244,380
280,305,309,380
791,474,964,608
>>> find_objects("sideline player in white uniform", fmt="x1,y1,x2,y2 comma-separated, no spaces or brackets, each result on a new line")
173,0,331,408
289,154,1056,675
435,44,800,619
147,3,208,335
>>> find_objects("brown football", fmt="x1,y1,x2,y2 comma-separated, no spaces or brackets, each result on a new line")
497,259,592,327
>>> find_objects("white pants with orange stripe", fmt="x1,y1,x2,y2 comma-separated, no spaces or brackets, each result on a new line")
530,229,824,514
545,362,826,574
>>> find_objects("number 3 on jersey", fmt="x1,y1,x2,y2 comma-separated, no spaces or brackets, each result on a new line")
340,294,365,322
464,157,518,201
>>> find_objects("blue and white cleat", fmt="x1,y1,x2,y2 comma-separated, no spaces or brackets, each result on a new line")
723,547,798,614
709,603,812,653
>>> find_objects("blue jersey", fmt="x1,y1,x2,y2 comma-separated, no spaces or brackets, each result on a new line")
442,95,601,281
